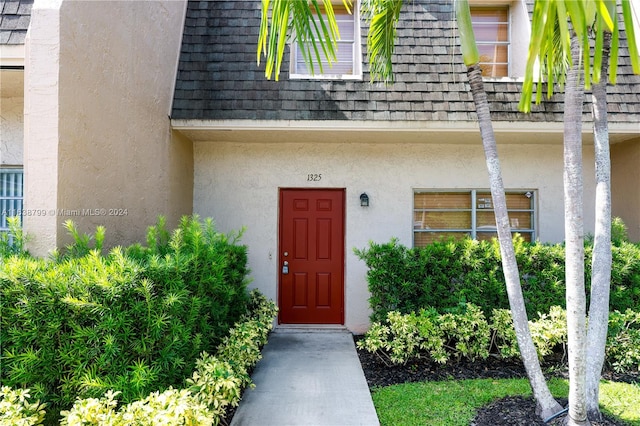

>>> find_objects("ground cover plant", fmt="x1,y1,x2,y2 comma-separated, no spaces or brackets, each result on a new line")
0,216,266,424
358,305,640,374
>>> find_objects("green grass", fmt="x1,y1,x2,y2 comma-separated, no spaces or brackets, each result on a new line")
372,378,640,426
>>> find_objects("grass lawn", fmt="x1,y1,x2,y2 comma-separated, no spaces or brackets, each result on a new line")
372,378,640,426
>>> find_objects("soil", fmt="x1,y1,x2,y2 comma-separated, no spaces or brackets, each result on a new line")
224,335,637,425
354,335,638,426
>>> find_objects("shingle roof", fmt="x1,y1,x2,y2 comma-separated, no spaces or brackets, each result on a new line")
0,0,32,45
171,0,640,124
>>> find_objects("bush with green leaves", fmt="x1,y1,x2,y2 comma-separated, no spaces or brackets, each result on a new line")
1,290,277,426
357,303,490,365
0,387,46,426
606,309,640,372
0,216,27,258
355,230,640,322
0,216,251,423
359,304,639,374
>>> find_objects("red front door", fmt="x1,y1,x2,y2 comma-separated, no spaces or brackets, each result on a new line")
279,188,345,324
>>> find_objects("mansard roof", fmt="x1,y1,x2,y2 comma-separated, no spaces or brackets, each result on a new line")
0,0,32,45
171,0,640,125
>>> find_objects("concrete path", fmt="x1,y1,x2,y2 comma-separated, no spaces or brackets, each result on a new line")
230,329,380,426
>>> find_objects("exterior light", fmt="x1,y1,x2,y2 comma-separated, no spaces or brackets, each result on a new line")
360,193,369,207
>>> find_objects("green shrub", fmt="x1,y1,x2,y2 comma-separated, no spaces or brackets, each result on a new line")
606,309,640,372
0,386,46,426
0,216,251,422
356,235,640,321
1,290,277,426
359,305,639,373
357,303,490,365
0,216,27,258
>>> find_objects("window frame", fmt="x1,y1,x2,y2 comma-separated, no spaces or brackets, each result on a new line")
289,2,362,80
470,6,511,78
412,189,537,247
0,167,24,232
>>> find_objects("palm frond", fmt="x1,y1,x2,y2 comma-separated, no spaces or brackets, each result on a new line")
520,0,639,113
258,0,353,81
362,0,404,83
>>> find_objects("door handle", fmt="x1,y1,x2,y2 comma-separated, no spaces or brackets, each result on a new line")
282,260,289,274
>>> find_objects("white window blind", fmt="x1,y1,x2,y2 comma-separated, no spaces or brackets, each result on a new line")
0,169,24,232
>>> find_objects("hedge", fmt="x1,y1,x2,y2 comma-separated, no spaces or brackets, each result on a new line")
355,236,640,322
0,216,251,423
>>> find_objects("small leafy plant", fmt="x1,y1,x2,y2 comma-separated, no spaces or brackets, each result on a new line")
359,304,640,373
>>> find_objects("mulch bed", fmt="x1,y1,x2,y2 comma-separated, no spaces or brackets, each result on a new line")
354,335,637,425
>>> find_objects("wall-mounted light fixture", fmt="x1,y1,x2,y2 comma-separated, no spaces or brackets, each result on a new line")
360,193,370,207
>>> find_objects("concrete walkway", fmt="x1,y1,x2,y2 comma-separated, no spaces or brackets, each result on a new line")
230,329,380,426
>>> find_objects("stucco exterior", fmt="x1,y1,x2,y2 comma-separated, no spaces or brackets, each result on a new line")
192,138,597,332
611,138,640,242
24,0,193,255
0,93,23,165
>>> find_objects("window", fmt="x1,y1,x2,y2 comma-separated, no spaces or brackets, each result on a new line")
0,168,24,232
471,7,510,77
413,190,536,247
290,3,361,79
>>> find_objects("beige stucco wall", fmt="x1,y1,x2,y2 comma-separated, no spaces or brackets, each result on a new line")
611,138,640,242
193,139,597,332
23,1,61,252
0,94,23,165
24,0,192,255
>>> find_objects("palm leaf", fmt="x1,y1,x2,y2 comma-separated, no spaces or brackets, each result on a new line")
362,0,404,83
258,0,353,81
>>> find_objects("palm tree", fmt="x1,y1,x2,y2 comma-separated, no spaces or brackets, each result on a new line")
257,0,564,419
585,30,612,422
257,0,640,423
520,1,639,423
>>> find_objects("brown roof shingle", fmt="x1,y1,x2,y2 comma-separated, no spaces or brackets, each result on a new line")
0,0,33,45
171,0,640,124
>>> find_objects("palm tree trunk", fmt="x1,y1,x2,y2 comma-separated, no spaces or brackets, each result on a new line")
467,63,563,421
564,33,589,426
586,30,613,423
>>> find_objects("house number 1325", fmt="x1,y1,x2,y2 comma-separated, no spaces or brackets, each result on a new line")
307,174,322,182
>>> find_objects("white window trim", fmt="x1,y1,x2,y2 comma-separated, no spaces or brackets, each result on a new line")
412,189,537,246
470,0,532,80
289,2,362,80
0,167,24,232
471,6,511,78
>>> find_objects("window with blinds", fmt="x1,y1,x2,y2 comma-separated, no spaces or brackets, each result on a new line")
471,7,510,77
413,190,536,247
1,169,24,232
291,4,361,79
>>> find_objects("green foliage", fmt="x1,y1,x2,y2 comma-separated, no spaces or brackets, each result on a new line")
606,309,640,372
356,235,640,322
0,216,252,423
611,216,630,246
0,386,47,426
2,290,277,425
360,305,640,373
0,216,28,258
357,303,490,365
372,378,639,426
62,220,105,258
